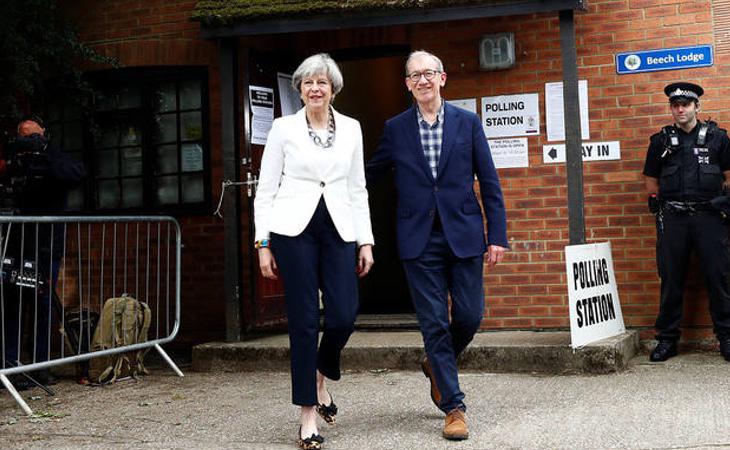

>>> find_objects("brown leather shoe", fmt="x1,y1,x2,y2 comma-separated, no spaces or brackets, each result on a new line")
421,356,441,409
443,408,469,440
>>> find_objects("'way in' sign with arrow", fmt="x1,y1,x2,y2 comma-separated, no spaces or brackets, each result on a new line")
542,141,621,164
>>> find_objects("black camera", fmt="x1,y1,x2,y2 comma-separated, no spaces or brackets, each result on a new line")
1,133,51,211
6,134,50,173
0,256,46,288
8,133,47,154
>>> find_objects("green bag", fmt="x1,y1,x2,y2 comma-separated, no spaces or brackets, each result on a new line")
88,295,152,384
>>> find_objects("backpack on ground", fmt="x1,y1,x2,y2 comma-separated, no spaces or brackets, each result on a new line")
88,294,152,384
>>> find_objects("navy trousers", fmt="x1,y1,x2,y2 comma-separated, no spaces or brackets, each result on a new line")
655,210,730,340
272,197,358,406
402,229,484,413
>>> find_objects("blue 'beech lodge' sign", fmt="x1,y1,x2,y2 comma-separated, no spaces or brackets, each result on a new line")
615,45,713,74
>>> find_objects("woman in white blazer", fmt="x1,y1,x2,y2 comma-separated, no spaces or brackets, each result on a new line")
254,53,374,450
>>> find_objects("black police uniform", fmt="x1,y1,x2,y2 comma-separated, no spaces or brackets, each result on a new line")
643,100,730,344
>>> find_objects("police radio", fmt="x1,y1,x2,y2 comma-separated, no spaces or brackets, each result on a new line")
661,125,679,159
661,121,713,159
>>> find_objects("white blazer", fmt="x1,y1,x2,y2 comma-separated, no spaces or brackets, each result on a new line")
254,107,374,246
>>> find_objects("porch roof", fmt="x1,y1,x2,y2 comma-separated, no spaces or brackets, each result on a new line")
192,0,587,38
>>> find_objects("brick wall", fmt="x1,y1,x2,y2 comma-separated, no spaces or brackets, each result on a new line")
410,1,725,343
263,1,727,344
64,0,225,347
63,0,729,346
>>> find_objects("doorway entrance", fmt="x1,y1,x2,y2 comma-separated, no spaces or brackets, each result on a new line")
245,48,416,332
334,53,413,315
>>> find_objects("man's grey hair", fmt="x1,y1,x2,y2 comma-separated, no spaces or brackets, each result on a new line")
291,53,344,97
405,50,445,75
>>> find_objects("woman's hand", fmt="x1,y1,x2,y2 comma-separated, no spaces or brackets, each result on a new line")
357,244,374,278
259,248,278,279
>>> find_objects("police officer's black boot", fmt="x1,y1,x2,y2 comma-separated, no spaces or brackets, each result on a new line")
719,335,730,362
650,339,678,362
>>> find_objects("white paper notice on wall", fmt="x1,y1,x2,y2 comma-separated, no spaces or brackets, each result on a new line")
565,242,626,349
249,85,274,145
545,80,590,142
481,93,540,138
447,98,477,114
488,138,529,169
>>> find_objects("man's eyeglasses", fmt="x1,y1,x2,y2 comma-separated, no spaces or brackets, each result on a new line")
406,69,441,82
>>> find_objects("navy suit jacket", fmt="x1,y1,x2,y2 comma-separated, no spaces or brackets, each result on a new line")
366,102,508,260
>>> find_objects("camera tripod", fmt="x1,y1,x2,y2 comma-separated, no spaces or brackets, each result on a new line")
1,358,55,396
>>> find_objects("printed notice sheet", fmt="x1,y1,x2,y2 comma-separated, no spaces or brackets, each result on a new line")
250,85,274,145
488,138,529,169
545,80,590,142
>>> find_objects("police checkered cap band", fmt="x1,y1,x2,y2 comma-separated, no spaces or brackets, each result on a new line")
669,88,698,100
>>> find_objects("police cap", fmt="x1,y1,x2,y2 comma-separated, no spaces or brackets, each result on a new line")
664,82,703,102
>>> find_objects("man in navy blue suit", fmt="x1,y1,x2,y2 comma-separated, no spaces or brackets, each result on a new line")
367,50,508,440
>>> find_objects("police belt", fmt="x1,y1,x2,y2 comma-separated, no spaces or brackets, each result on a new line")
661,200,716,214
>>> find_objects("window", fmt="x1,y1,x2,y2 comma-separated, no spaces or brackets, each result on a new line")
47,67,210,213
47,99,87,210
151,80,206,206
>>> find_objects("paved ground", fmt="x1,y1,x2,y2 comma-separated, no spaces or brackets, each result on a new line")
1,352,730,449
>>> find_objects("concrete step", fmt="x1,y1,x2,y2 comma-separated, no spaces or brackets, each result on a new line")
192,330,639,375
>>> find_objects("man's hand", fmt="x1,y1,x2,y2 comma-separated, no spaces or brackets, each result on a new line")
258,248,278,280
486,245,507,267
357,244,374,278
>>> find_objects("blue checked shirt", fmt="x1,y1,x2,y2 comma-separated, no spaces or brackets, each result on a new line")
417,102,444,179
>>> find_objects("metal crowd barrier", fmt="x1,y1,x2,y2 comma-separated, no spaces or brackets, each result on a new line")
0,216,183,414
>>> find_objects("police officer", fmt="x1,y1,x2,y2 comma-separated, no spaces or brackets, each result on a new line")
643,82,730,362
1,114,85,388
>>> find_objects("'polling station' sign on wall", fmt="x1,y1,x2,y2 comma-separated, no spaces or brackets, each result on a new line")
481,93,539,138
565,242,626,348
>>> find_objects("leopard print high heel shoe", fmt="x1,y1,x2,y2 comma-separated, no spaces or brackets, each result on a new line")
297,426,324,450
316,391,337,425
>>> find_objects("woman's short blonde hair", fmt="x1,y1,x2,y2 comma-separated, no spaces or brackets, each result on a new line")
291,53,344,97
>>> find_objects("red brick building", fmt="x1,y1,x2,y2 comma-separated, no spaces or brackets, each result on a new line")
60,0,730,347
